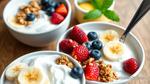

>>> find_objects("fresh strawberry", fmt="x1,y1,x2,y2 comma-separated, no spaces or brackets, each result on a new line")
50,13,64,24
69,26,88,44
123,58,139,74
59,39,78,54
55,4,68,17
84,61,99,80
72,45,89,62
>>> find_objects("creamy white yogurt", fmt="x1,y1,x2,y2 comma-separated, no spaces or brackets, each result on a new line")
6,1,57,34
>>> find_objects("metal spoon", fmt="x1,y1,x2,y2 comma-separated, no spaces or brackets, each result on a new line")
120,0,150,42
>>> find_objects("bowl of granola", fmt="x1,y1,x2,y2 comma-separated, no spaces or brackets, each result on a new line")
56,22,145,83
0,51,86,84
3,0,71,47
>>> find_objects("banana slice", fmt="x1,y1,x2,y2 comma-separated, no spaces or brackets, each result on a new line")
8,16,25,28
103,41,125,61
5,63,28,81
18,67,50,84
100,30,119,44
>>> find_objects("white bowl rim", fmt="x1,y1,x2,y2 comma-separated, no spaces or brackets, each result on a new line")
56,22,145,84
74,0,115,13
3,0,72,35
0,50,86,84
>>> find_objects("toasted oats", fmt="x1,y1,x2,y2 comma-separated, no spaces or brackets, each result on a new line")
55,55,74,68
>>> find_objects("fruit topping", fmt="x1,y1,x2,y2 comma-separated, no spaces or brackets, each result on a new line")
87,32,98,41
103,41,125,61
70,67,84,79
46,7,55,16
100,30,119,44
55,4,68,17
84,42,91,50
41,0,49,6
50,13,64,24
90,49,102,60
59,39,78,54
84,61,99,80
123,58,139,74
5,63,28,81
91,40,103,50
72,45,89,62
69,26,88,44
26,13,36,21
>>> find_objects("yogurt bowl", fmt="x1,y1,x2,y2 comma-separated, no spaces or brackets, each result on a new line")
0,51,86,84
3,0,71,47
56,22,145,84
74,0,115,23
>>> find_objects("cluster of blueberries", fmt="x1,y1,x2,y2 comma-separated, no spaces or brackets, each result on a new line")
85,32,103,60
41,0,61,16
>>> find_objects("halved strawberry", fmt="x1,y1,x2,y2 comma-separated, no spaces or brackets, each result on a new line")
55,4,68,17
72,45,89,62
69,26,88,44
50,13,64,24
84,61,99,80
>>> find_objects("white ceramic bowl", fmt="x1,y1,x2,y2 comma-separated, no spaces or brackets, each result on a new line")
0,51,86,84
56,22,145,84
3,0,71,47
74,0,115,23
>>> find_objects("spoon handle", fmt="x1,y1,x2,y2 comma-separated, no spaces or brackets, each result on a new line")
120,0,150,42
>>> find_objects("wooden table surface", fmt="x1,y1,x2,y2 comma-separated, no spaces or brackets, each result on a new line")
0,0,150,83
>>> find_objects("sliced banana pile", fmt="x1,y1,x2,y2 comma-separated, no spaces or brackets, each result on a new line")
103,41,125,61
5,63,28,81
100,30,119,44
5,63,50,84
18,67,50,84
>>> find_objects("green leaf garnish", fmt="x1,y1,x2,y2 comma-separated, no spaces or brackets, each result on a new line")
90,0,104,9
103,10,120,22
84,9,102,20
101,0,113,10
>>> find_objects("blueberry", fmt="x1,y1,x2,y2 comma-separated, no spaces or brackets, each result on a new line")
50,1,60,8
91,40,103,50
70,67,83,79
88,32,98,41
26,13,36,21
46,7,55,16
84,42,91,50
41,0,49,5
90,49,102,60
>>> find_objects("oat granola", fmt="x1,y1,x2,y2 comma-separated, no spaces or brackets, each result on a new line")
55,55,74,68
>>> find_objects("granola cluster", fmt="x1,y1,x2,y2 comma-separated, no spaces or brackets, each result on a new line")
16,0,41,26
55,55,74,68
97,60,118,82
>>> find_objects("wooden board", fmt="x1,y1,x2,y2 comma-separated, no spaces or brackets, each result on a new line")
0,0,150,83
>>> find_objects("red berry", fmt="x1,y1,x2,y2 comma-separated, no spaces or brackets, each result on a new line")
59,39,78,54
50,13,64,24
123,58,139,74
69,26,88,44
72,45,89,62
84,61,99,80
55,4,68,17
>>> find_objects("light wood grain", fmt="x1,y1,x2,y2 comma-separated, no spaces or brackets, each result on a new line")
0,0,150,83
